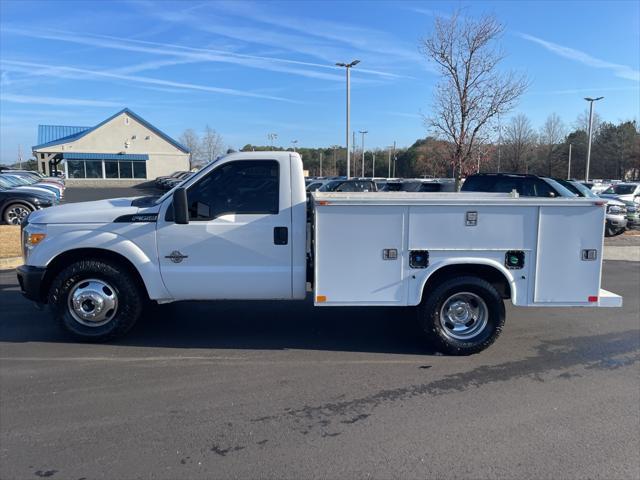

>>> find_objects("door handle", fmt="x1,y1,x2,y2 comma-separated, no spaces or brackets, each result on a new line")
274,226,288,245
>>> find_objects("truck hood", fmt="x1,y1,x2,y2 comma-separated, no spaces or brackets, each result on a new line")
29,196,161,224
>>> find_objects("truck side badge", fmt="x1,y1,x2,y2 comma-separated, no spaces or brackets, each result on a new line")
165,250,188,263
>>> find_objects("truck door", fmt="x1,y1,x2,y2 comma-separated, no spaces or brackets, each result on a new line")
156,159,292,300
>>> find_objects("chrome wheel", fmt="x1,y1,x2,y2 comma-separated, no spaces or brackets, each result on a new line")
68,279,118,327
5,205,31,225
439,292,488,341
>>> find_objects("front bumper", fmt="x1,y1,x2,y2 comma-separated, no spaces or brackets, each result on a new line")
606,216,628,229
16,265,46,303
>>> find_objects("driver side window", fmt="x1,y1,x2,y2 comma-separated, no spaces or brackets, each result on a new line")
186,160,279,220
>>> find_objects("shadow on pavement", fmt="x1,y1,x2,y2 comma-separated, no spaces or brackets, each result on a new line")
0,271,430,354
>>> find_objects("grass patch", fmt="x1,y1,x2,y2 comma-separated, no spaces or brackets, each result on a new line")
0,226,21,258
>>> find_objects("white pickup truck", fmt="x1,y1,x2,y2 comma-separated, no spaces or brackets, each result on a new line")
17,152,622,355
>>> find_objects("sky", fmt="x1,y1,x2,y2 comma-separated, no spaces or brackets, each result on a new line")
0,0,639,162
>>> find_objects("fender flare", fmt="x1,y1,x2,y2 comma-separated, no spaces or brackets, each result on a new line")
415,257,517,304
35,230,169,300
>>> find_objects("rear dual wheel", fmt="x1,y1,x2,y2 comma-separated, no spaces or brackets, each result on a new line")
418,276,505,355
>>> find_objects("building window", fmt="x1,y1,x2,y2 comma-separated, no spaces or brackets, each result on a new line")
67,160,86,179
124,116,130,125
85,161,102,178
119,161,133,178
133,162,146,178
105,161,119,178
40,153,45,160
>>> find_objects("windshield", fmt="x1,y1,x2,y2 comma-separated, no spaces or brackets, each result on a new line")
542,178,577,197
603,184,637,195
569,181,597,197
318,180,341,192
0,176,20,186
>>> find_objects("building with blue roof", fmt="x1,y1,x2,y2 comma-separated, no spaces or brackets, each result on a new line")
32,109,190,183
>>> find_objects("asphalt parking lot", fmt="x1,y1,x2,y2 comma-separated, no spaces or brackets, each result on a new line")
1,187,639,479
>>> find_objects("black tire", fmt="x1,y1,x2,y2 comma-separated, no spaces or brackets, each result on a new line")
3,202,33,225
48,259,144,342
418,276,505,355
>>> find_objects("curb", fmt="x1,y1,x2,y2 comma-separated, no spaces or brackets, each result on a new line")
0,256,22,270
603,246,640,262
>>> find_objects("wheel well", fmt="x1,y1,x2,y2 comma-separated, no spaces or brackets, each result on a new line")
421,264,512,301
41,248,149,303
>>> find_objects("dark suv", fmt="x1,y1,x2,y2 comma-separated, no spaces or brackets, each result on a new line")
461,173,575,197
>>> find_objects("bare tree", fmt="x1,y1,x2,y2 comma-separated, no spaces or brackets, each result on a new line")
201,125,224,165
503,114,536,173
179,129,202,169
574,108,602,135
421,10,527,188
539,113,566,176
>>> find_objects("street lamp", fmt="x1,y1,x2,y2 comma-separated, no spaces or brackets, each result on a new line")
291,139,298,152
359,130,368,177
584,96,604,181
336,59,360,178
267,133,278,148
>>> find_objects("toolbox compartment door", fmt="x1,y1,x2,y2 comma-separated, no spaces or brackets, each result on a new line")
314,205,405,305
534,206,604,304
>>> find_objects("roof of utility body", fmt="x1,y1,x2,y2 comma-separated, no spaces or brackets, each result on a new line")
313,191,603,207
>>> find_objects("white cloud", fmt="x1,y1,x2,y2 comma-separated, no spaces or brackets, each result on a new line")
1,60,296,102
1,27,398,82
1,93,122,107
519,32,640,82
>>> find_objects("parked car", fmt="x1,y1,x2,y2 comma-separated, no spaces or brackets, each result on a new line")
600,183,640,203
5,170,66,188
0,185,55,225
317,179,378,192
590,182,612,195
155,171,188,188
554,178,627,237
461,173,576,197
163,173,194,190
380,179,456,192
158,171,191,189
0,176,59,202
621,200,640,228
306,180,330,192
2,171,65,196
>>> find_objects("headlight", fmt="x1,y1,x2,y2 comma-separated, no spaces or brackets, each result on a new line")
23,224,47,260
607,205,626,214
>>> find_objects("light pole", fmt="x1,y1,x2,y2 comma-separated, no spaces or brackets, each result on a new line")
372,151,376,177
568,143,572,180
336,60,360,178
291,140,298,152
359,130,368,177
584,96,604,181
319,151,323,176
267,133,278,148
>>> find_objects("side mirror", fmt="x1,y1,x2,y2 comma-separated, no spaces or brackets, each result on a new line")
173,187,189,224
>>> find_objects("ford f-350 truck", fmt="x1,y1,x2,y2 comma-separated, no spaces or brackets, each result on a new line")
17,152,622,354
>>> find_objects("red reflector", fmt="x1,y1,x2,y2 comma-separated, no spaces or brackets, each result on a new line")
588,296,598,302
594,201,607,206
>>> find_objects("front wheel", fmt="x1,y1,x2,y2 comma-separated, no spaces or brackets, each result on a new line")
418,276,505,355
48,259,144,342
3,202,33,225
